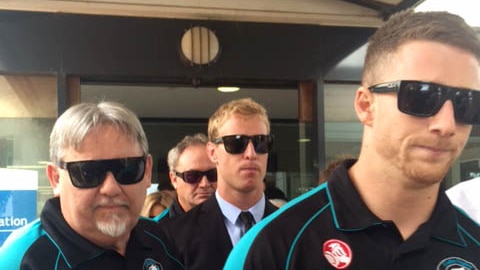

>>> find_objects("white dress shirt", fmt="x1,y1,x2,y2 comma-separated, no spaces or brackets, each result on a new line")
215,191,265,246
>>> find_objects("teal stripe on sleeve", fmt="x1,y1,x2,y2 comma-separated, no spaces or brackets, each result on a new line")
224,183,327,270
153,208,170,222
0,219,45,269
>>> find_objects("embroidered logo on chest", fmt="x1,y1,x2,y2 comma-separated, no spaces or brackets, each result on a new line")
437,257,478,270
143,258,164,270
323,239,352,269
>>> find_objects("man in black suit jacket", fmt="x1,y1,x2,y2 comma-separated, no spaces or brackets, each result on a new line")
165,133,217,219
160,98,278,270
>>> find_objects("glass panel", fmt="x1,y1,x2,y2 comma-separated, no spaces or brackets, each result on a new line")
454,127,480,186
0,74,56,246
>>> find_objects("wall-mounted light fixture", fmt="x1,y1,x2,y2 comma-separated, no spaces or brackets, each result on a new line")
217,86,240,93
180,26,220,66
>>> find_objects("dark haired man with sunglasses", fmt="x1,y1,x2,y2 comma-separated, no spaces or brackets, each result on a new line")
225,10,480,270
0,101,184,270
155,133,217,219
160,98,277,270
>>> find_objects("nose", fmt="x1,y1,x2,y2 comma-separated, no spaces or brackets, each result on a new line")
428,100,456,136
242,140,257,159
98,171,122,195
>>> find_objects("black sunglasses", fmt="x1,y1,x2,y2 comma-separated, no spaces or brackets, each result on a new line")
59,156,146,189
174,168,217,184
369,80,480,125
213,134,274,154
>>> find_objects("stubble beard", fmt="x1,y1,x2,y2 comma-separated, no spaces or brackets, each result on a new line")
379,140,452,186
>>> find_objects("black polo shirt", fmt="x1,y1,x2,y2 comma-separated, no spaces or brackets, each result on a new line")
225,159,480,270
168,197,186,218
153,197,185,223
0,197,184,270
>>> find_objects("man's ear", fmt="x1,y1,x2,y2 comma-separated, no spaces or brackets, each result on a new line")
354,86,375,127
46,163,61,196
144,154,153,188
169,171,178,189
206,141,218,164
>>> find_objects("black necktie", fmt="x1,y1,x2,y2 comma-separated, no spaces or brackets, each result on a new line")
239,211,255,235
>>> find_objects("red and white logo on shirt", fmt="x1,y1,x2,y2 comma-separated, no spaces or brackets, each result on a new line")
323,239,352,269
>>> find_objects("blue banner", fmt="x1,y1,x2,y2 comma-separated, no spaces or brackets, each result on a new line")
0,169,38,247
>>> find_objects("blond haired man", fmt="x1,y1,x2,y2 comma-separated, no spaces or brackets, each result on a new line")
160,98,277,270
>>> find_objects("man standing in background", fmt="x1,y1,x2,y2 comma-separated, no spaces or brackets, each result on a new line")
160,133,217,219
161,98,277,270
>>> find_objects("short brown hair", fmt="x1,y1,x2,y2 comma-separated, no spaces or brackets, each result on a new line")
363,9,480,86
208,98,270,140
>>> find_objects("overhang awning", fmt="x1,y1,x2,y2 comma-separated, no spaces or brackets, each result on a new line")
0,0,424,28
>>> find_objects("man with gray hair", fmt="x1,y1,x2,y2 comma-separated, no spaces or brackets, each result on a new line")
158,133,216,219
0,101,183,270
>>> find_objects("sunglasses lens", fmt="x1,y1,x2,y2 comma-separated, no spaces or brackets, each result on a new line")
398,81,480,124
68,162,105,188
65,157,146,188
180,169,217,184
220,135,273,154
222,136,248,154
398,81,445,116
371,80,480,125
205,169,217,182
251,135,272,154
114,158,146,185
182,171,203,184
453,91,480,124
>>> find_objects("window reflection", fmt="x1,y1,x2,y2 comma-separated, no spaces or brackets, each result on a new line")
0,75,56,220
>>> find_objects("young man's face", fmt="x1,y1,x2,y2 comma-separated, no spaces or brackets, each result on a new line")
363,40,479,184
208,114,269,197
